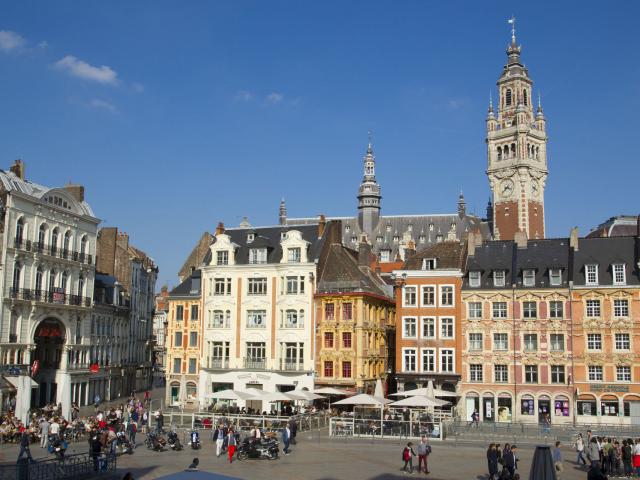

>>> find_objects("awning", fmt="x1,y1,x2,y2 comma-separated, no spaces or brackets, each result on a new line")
5,376,38,389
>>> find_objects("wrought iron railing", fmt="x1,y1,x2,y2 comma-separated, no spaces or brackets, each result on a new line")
10,288,92,308
243,357,266,369
208,358,229,369
0,452,116,479
279,359,304,371
13,238,93,266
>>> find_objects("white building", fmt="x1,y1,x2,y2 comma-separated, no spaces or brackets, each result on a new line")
198,222,327,410
0,161,99,421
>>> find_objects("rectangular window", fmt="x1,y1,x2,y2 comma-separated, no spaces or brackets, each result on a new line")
468,302,482,319
404,286,417,307
617,366,631,382
324,361,333,377
469,364,483,382
493,333,508,351
440,317,454,339
440,286,454,306
342,303,353,321
551,365,565,384
469,271,481,288
585,299,601,317
286,276,299,294
468,333,483,351
342,361,352,378
379,250,390,262
403,317,417,338
549,334,564,351
287,247,301,263
523,301,537,319
549,301,564,318
249,248,267,264
189,331,198,347
248,278,267,295
523,334,538,352
524,365,538,383
246,342,266,361
493,270,506,287
190,305,198,321
342,332,352,348
421,317,435,339
421,286,435,306
422,258,436,270
214,278,231,295
587,333,602,351
211,310,228,328
549,269,562,286
216,250,229,265
523,269,535,287
188,358,197,374
614,299,629,317
588,365,603,381
492,302,507,318
324,332,334,348
421,349,435,372
173,358,181,374
440,349,454,372
176,305,184,321
174,331,183,348
494,364,508,383
325,303,335,320
403,349,417,372
615,333,630,350
585,264,598,285
246,310,266,328
613,264,626,285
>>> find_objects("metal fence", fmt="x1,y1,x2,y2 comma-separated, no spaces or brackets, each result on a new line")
328,417,443,441
0,452,116,480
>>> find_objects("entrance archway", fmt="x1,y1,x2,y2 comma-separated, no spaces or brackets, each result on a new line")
32,318,66,407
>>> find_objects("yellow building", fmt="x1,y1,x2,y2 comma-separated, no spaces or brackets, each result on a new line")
314,237,395,393
165,270,203,408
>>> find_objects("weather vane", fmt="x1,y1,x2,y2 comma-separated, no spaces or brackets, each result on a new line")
508,16,516,43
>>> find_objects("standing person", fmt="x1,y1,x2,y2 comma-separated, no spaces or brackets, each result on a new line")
487,443,499,480
470,409,479,428
213,424,227,457
402,441,416,474
155,411,164,434
226,428,237,463
504,444,518,478
127,420,137,448
39,417,50,449
633,438,640,477
602,437,613,474
288,417,297,445
587,437,601,469
17,428,34,463
576,433,587,466
281,423,291,455
416,436,430,474
553,441,563,478
622,439,633,478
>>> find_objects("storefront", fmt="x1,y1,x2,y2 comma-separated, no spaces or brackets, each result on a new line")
497,394,512,422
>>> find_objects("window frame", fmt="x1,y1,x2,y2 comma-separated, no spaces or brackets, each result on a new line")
523,301,537,319
524,365,538,383
468,301,482,319
493,333,508,351
549,300,564,319
421,348,435,372
468,333,483,351
439,317,455,339
588,365,603,382
550,365,566,384
403,286,417,307
439,348,455,373
549,268,562,286
403,348,417,372
585,264,598,286
469,271,481,288
616,366,631,382
421,317,435,339
549,333,565,352
493,270,506,287
613,299,629,317
585,299,601,318
586,333,602,351
523,333,538,352
402,317,417,339
523,269,536,287
614,333,630,351
613,264,626,286
469,364,483,382
421,286,435,307
440,285,454,307
494,364,508,383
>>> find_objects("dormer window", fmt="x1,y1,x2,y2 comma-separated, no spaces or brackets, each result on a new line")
407,224,413,232
585,264,598,286
247,233,255,243
287,247,301,263
216,251,229,266
469,271,481,288
386,224,392,232
249,248,267,264
523,269,535,287
429,223,434,231
351,236,357,243
613,264,626,286
436,234,443,243
422,258,436,271
345,225,350,232
493,270,506,287
419,235,426,243
379,250,390,262
549,269,562,286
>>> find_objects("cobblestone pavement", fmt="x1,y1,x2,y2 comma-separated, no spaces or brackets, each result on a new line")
0,429,593,480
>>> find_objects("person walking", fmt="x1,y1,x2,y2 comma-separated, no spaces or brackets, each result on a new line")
39,417,50,449
402,441,416,474
281,423,291,455
127,420,137,448
553,441,563,479
470,409,479,428
576,433,587,466
587,437,601,469
49,418,60,439
226,428,237,463
288,417,298,445
504,444,518,478
416,436,430,474
213,424,227,457
487,443,499,480
17,428,34,463
633,438,640,477
622,439,633,478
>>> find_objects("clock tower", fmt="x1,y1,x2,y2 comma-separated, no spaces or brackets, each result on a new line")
486,21,548,240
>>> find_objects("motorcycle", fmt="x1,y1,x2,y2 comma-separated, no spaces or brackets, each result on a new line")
144,432,166,452
116,431,134,455
236,437,279,461
167,431,183,451
48,435,68,460
188,430,201,450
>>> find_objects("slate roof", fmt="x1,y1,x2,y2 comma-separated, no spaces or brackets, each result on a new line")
403,241,466,271
587,215,640,238
203,224,327,266
572,237,640,287
169,270,202,297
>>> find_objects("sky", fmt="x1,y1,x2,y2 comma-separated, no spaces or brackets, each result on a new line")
0,1,638,290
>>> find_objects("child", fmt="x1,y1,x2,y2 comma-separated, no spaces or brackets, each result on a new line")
402,441,416,474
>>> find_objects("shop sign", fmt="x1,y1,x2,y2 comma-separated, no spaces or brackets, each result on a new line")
590,384,630,393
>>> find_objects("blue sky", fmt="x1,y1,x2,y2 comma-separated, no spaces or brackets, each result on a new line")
0,1,638,290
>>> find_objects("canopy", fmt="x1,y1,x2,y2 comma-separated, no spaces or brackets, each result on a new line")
205,389,256,401
332,394,392,406
313,387,353,396
288,390,325,401
391,385,457,398
373,379,384,398
389,395,449,408
250,390,297,402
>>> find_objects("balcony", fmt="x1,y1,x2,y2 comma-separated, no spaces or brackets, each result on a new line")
13,238,93,266
279,359,304,371
0,364,30,375
209,358,229,369
10,288,92,308
243,357,266,369
280,321,304,329
209,321,230,329
68,363,90,371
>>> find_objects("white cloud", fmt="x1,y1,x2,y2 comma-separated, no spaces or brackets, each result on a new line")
265,92,283,105
88,98,117,113
54,55,118,85
0,30,25,52
235,90,253,102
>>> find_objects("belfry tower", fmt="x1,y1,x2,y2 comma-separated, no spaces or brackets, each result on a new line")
486,19,548,240
357,136,382,235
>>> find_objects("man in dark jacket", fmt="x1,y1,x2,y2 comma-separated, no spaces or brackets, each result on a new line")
17,429,34,463
288,417,298,445
503,444,518,478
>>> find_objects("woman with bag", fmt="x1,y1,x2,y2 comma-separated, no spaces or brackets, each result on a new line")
226,427,237,463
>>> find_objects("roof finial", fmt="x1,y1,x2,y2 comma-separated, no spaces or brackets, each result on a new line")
367,130,373,154
537,91,542,110
489,90,493,111
508,16,516,44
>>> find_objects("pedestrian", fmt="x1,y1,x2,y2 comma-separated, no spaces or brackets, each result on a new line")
127,421,137,448
542,413,551,435
416,435,431,474
504,444,518,478
553,441,563,478
587,463,607,480
226,427,237,463
602,437,612,473
155,411,164,434
622,439,633,478
587,437,600,468
17,429,34,463
282,423,291,455
487,443,499,480
470,409,479,428
633,438,640,477
49,417,60,439
288,417,297,445
39,417,50,449
402,441,416,474
576,433,587,466
213,424,227,457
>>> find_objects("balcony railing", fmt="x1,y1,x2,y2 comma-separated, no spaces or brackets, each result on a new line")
209,358,229,369
243,357,266,369
209,321,230,329
10,288,92,308
246,322,266,329
13,238,93,265
280,321,304,329
67,363,90,370
279,359,304,371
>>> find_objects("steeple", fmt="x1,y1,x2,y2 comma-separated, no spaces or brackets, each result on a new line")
457,191,466,217
357,133,382,235
278,198,287,225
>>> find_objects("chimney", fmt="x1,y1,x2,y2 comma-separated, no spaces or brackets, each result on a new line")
318,214,326,239
9,160,25,180
64,183,85,202
215,222,225,235
514,230,528,249
467,232,477,257
405,240,416,259
570,227,579,251
357,234,371,267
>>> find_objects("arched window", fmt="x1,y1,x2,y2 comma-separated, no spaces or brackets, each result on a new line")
511,143,516,157
15,218,24,244
497,147,502,160
523,89,528,106
80,235,87,255
35,267,43,292
506,89,512,106
536,147,540,159
38,224,47,249
49,270,56,291
78,275,85,297
61,271,68,292
51,228,59,252
12,262,21,292
63,231,71,254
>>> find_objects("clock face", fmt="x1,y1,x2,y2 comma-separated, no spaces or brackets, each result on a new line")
500,179,514,198
531,180,539,197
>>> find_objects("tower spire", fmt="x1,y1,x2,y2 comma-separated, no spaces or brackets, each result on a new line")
357,132,381,235
279,197,287,225
508,16,516,44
